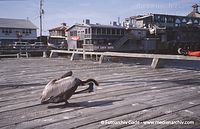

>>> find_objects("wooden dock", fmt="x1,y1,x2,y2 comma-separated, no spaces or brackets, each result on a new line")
0,58,200,129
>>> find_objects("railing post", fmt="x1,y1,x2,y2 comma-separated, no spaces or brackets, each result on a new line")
99,54,104,64
151,58,162,69
17,53,20,58
71,52,75,61
49,51,53,58
83,45,86,60
25,52,29,58
43,51,47,58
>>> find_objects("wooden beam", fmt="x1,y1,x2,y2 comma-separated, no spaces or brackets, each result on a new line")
0,54,18,58
103,52,200,61
50,50,200,69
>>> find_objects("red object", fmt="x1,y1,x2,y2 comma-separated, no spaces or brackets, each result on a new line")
71,36,80,40
188,51,200,57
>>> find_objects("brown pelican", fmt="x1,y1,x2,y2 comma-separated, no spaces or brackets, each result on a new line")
41,71,99,104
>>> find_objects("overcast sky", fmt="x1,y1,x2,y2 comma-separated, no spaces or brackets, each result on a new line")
0,0,199,35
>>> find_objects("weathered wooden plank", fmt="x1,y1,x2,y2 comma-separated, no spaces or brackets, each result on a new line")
1,74,199,114
0,65,186,101
2,83,198,129
0,62,194,94
40,93,200,129
121,105,200,129
0,67,199,114
0,81,198,128
60,94,200,129
0,58,200,129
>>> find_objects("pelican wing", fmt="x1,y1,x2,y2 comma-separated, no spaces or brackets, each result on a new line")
60,71,73,79
41,76,76,102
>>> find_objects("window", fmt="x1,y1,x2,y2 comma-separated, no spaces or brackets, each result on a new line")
165,17,167,23
102,28,106,34
175,18,181,24
74,31,77,36
2,28,12,33
117,29,120,35
97,28,101,35
85,29,88,34
92,28,97,34
9,29,12,33
112,29,116,35
160,16,165,23
22,29,31,34
188,19,193,24
194,19,198,24
70,31,73,36
182,18,187,23
155,15,161,22
121,29,124,35
70,31,77,36
167,17,174,23
107,29,111,35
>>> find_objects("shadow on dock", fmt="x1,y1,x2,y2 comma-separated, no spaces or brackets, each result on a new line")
47,99,123,109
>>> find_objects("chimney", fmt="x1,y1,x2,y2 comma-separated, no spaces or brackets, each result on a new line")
85,19,90,24
61,23,67,26
113,21,117,26
118,17,121,26
192,4,199,13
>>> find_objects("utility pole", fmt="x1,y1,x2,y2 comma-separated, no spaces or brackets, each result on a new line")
40,0,44,42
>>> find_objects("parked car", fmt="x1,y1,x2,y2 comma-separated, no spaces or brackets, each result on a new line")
13,42,32,49
32,42,47,49
47,41,68,50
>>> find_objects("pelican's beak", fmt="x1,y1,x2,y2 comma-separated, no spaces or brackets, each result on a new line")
89,84,96,92
41,98,50,104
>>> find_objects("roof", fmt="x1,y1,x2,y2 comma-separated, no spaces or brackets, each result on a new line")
67,23,125,31
49,26,68,31
187,12,200,18
67,24,88,31
135,15,152,20
0,18,37,29
132,13,200,21
130,15,144,19
187,4,200,18
89,24,125,29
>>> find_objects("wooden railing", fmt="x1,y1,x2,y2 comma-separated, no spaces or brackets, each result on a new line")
50,50,200,69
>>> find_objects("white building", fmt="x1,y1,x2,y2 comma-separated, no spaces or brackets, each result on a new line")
0,18,37,46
